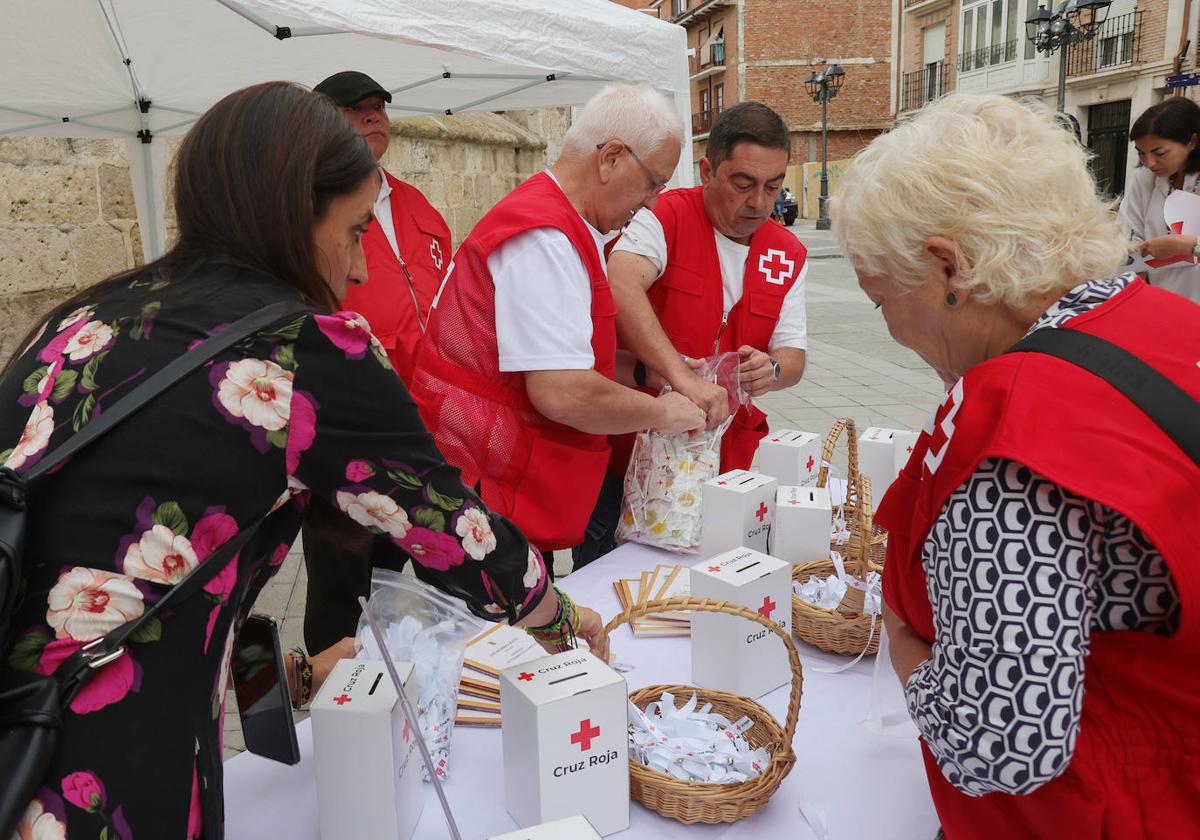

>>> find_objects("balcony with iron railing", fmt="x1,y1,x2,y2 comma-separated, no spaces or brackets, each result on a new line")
693,108,718,135
901,62,948,111
1066,11,1142,76
958,39,1018,73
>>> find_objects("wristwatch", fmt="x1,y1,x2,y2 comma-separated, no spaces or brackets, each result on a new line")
1191,239,1200,260
633,360,648,388
769,357,782,383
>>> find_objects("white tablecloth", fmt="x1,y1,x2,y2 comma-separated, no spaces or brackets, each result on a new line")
224,543,938,839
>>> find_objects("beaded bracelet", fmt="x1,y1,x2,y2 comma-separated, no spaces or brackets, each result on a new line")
526,588,579,652
289,647,313,711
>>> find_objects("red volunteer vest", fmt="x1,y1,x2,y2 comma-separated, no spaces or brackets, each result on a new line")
609,186,806,475
409,172,617,551
342,171,452,387
876,280,1200,838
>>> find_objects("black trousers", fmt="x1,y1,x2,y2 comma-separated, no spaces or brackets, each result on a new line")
300,496,407,654
570,473,625,571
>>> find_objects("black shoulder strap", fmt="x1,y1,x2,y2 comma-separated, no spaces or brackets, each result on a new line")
57,511,268,701
25,300,310,482
1008,327,1200,469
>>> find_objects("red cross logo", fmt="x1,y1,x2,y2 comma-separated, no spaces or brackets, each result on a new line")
806,455,815,472
707,565,722,572
787,499,800,505
333,694,352,706
758,249,795,285
570,719,601,752
717,480,728,485
403,719,412,743
517,671,534,682
755,502,769,521
770,437,780,442
430,238,444,271
758,596,776,619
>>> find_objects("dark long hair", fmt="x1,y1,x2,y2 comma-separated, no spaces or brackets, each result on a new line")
1130,97,1200,173
4,82,377,370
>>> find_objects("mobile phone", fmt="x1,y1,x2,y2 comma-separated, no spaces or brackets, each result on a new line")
230,614,300,765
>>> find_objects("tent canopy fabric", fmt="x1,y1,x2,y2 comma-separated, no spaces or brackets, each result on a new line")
2,0,690,256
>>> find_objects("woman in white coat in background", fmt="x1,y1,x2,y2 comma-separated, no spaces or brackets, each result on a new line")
1119,96,1200,303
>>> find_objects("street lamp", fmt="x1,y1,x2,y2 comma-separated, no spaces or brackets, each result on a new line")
1026,0,1112,113
805,63,845,232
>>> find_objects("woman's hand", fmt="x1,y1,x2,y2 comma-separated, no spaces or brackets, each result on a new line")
573,605,610,663
1139,233,1198,260
307,637,357,699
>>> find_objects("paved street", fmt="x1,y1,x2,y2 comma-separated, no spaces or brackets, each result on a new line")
222,221,944,759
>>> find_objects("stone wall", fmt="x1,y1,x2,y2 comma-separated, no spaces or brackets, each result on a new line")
0,109,569,365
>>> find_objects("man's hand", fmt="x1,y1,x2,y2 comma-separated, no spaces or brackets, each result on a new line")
652,391,706,433
737,345,776,397
672,373,730,430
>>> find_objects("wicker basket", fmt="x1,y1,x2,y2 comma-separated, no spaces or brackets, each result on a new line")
793,417,885,656
601,596,802,824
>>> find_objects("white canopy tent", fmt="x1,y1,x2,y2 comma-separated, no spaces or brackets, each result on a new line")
1,0,691,259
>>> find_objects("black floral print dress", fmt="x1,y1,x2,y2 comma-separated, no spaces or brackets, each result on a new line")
0,262,549,840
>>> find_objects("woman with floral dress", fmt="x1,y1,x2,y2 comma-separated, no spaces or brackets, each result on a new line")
0,82,603,840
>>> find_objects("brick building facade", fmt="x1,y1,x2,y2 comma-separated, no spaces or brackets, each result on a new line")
897,0,1200,197
616,0,895,212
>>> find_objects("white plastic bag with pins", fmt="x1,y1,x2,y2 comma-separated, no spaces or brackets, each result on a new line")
355,570,481,781
616,352,749,553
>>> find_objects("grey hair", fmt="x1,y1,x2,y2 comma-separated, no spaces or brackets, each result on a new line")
832,93,1127,309
560,84,683,158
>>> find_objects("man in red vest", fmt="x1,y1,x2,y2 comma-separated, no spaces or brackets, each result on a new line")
572,102,808,568
410,85,707,559
302,71,454,652
313,70,452,386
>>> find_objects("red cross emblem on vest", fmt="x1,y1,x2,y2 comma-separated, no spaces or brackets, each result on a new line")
755,502,769,521
758,596,776,618
430,238,444,271
923,378,964,476
333,694,352,706
571,719,601,752
758,248,794,285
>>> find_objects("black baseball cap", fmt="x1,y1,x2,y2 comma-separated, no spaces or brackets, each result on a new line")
314,71,392,107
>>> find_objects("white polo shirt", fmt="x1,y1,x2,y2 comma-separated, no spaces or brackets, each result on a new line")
611,207,809,350
489,172,605,372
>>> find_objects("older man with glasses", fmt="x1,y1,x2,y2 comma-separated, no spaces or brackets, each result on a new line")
409,85,706,563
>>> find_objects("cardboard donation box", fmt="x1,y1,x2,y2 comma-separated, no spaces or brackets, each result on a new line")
690,548,792,698
488,814,603,839
772,485,833,565
311,659,423,840
756,429,823,487
858,427,917,502
893,430,920,481
700,470,778,558
499,650,630,835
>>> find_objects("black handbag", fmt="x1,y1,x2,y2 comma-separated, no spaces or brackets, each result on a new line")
0,300,309,838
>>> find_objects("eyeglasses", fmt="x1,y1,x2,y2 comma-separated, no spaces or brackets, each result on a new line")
597,142,670,195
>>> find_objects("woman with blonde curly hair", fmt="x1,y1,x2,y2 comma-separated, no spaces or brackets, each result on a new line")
833,93,1200,838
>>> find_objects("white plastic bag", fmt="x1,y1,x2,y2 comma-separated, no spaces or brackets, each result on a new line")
616,353,748,553
355,570,481,781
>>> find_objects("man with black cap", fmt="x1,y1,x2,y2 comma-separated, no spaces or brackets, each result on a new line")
313,70,452,386
302,71,453,654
